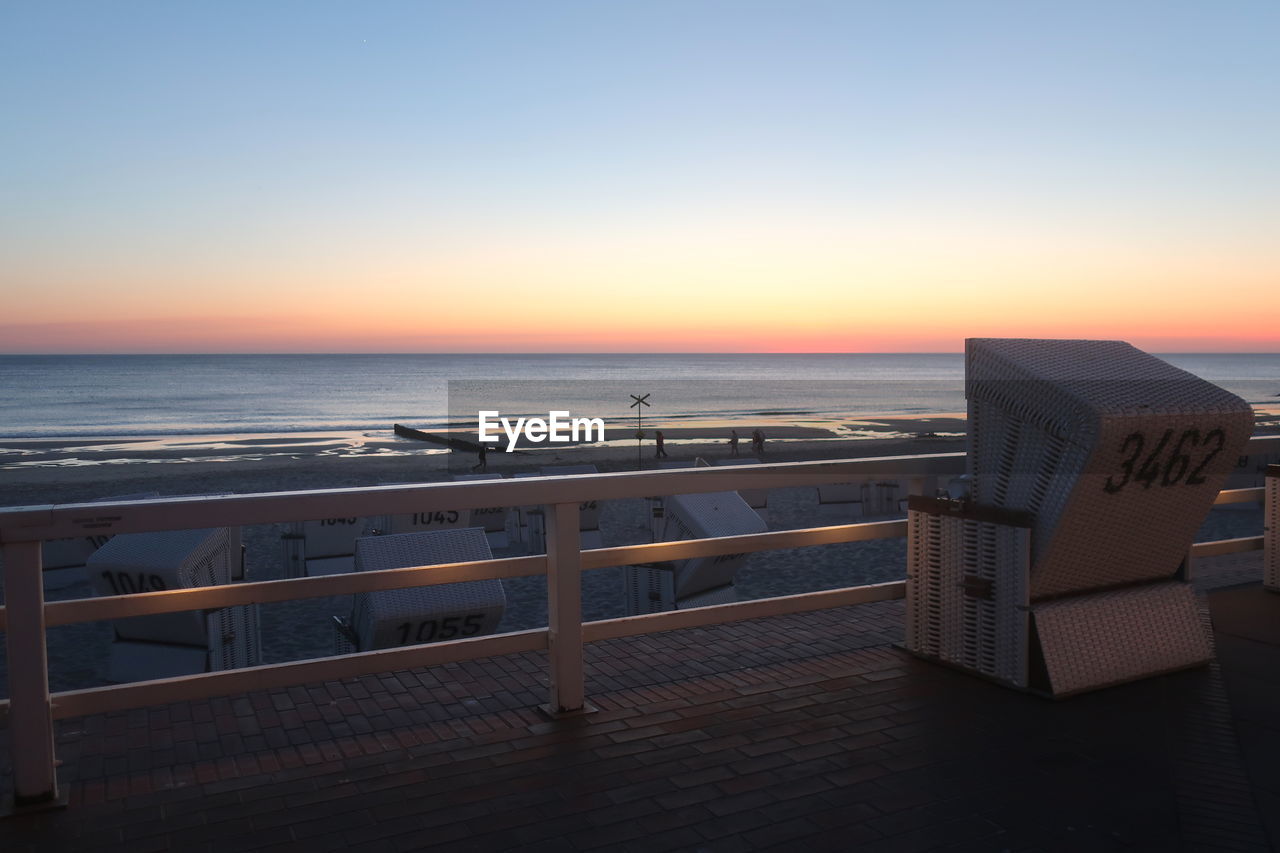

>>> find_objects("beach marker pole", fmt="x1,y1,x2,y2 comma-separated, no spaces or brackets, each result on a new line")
542,501,594,716
2,539,63,813
630,393,650,471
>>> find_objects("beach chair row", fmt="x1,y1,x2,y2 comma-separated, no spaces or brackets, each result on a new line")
44,457,1280,692
281,467,605,578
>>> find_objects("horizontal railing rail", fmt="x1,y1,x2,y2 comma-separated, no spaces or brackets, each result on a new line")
1,520,909,632
0,452,966,542
48,628,550,721
0,485,1263,635
0,516,913,716
1,435,1276,808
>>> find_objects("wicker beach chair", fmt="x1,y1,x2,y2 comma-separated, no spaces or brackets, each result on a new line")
87,527,260,682
338,528,506,652
452,472,512,549
647,459,709,539
907,338,1254,697
712,458,770,525
282,516,367,577
626,490,766,615
371,488,473,538
539,464,603,549
817,479,904,522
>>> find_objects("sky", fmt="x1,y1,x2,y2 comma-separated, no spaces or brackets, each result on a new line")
2,0,1277,353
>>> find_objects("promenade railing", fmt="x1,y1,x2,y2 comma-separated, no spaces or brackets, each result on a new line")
2,437,1277,808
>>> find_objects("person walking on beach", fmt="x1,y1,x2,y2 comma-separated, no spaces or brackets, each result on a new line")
751,429,766,455
729,429,740,456
655,430,668,458
472,443,487,472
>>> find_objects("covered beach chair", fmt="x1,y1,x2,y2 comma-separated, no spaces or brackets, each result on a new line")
87,527,260,682
712,458,770,525
906,338,1254,697
816,479,904,522
451,472,512,549
336,527,506,652
626,490,766,615
533,465,604,550
282,516,369,577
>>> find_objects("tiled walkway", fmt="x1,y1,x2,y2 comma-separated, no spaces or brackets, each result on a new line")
3,575,1278,852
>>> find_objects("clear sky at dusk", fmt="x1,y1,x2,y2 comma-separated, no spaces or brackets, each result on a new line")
2,1,1276,353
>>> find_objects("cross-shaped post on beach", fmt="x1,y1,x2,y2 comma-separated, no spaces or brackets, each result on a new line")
630,393,650,470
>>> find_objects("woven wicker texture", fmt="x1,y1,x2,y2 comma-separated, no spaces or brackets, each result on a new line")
663,491,767,598
1031,582,1212,696
88,528,234,646
207,603,261,671
351,528,505,651
967,338,1254,599
1265,473,1279,591
624,564,676,615
906,509,1030,687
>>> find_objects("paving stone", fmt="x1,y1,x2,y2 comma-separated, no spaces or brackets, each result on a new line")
2,589,1277,851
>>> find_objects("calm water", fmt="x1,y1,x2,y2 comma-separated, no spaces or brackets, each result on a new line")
0,353,1276,439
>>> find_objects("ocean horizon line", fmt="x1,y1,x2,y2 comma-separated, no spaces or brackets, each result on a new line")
3,349,1280,357
4,352,1275,445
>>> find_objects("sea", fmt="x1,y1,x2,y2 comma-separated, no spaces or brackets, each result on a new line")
1,353,1278,440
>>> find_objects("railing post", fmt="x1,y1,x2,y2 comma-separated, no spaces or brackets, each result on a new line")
2,540,62,812
543,502,593,716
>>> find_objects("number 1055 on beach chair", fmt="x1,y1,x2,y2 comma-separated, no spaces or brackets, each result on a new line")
905,338,1254,697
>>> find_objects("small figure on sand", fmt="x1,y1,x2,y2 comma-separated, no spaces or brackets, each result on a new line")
655,430,668,458
729,429,740,456
472,443,488,472
751,429,766,455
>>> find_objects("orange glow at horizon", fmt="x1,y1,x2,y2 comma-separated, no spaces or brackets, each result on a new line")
4,303,1277,354
4,207,1277,354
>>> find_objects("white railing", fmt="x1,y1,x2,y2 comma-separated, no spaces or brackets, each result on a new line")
1,437,1276,808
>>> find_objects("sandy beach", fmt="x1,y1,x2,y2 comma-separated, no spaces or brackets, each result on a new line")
2,411,1273,695
0,413,971,497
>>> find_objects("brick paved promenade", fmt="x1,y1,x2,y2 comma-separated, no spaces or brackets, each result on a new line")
3,568,1279,851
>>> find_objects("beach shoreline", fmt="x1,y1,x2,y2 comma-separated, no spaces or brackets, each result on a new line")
0,413,971,502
